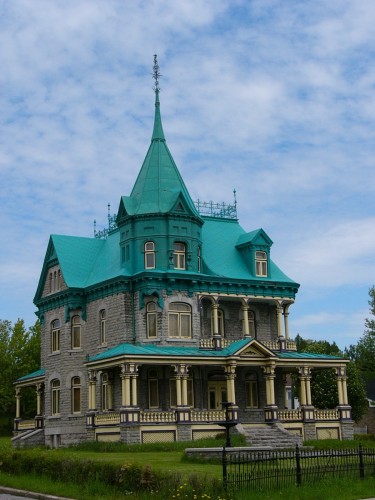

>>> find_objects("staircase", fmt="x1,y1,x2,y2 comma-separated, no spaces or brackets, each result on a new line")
238,423,302,449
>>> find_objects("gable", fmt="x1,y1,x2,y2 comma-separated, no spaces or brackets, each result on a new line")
236,228,273,249
232,338,276,358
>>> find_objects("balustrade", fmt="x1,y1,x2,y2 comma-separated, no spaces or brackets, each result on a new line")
278,409,302,421
95,412,120,425
315,409,339,421
140,411,176,423
191,410,225,422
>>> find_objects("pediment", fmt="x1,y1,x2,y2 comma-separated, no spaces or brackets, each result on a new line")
169,192,196,217
234,338,276,358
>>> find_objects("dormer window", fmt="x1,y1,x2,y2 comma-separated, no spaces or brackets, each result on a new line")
255,251,267,277
145,241,156,269
173,242,186,270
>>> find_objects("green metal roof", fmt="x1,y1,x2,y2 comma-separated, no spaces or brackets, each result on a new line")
16,368,45,382
278,352,344,360
202,218,296,283
124,90,199,217
88,338,252,362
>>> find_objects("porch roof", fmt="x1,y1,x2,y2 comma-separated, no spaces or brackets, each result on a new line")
88,338,253,363
16,368,45,383
278,352,344,360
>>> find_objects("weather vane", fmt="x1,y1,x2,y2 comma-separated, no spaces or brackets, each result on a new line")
152,54,161,93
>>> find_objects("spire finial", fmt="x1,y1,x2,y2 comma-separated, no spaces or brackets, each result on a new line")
152,54,161,94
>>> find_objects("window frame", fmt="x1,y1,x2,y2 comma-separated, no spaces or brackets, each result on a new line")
146,302,158,338
173,242,186,270
51,319,60,353
101,373,112,411
168,302,192,338
245,374,259,408
51,379,60,415
71,377,81,414
144,241,156,269
100,310,106,345
255,251,268,277
71,315,81,350
148,370,159,409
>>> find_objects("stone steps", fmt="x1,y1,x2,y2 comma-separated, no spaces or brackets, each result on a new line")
238,423,302,449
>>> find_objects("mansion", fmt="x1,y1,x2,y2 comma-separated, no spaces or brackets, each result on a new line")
13,59,353,448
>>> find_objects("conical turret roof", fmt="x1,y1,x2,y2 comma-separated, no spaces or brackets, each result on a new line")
127,87,199,217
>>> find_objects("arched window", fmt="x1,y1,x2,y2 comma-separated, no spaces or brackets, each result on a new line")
211,308,225,336
51,319,60,353
100,310,106,345
148,369,159,408
51,379,60,415
255,251,267,277
101,373,112,411
144,241,156,269
246,373,259,408
49,273,53,293
173,242,186,270
168,303,191,338
146,302,158,338
71,315,81,349
71,377,81,414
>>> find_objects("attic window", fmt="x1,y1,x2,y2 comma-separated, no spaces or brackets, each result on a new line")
255,251,267,277
176,202,185,212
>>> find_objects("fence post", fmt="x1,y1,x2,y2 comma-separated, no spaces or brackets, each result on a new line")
295,444,302,487
359,442,365,480
222,445,227,493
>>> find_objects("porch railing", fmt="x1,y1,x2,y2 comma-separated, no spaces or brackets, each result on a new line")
91,407,342,427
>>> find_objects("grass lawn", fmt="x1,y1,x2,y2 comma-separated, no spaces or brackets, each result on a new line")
1,436,375,499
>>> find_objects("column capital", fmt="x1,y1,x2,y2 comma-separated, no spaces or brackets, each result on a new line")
298,366,311,378
262,364,275,377
172,364,190,376
88,370,97,382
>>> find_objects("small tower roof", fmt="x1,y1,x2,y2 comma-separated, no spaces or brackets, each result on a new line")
127,56,199,217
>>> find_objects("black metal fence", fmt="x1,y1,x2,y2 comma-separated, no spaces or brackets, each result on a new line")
223,444,375,492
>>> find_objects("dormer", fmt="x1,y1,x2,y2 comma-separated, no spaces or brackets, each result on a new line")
236,228,273,278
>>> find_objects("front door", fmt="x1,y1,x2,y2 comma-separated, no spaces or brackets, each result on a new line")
208,382,227,410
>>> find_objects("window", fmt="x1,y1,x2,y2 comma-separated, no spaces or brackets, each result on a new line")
51,319,60,353
101,373,112,411
246,373,258,408
211,308,225,336
170,378,194,407
248,310,256,338
173,242,186,270
51,379,60,415
71,377,81,414
148,370,159,408
168,303,191,338
197,247,201,272
146,302,158,338
100,310,106,345
49,273,52,292
144,241,156,269
71,315,81,349
255,251,267,277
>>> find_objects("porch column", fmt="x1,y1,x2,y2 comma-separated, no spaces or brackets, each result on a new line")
276,303,283,338
225,364,237,405
15,387,21,419
176,376,182,406
131,374,138,406
299,366,315,422
242,302,250,337
173,364,191,422
88,370,97,411
283,304,291,340
298,366,312,406
336,366,349,406
120,365,131,407
36,383,43,416
262,364,278,421
212,302,219,335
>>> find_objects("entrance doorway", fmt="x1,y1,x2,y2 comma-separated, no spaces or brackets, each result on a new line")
208,382,227,410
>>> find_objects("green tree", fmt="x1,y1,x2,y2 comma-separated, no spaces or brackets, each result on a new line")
346,286,375,381
0,319,41,418
294,334,367,422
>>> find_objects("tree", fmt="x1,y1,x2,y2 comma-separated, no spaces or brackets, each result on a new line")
294,334,367,422
0,319,41,418
346,286,375,381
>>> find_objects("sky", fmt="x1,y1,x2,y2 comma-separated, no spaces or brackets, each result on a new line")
1,0,375,350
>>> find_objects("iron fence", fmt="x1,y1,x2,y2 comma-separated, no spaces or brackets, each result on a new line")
224,444,375,492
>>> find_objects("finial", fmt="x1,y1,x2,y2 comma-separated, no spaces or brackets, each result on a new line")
233,189,237,207
152,54,161,93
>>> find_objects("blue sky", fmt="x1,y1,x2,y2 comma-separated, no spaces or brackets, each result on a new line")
1,0,374,349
